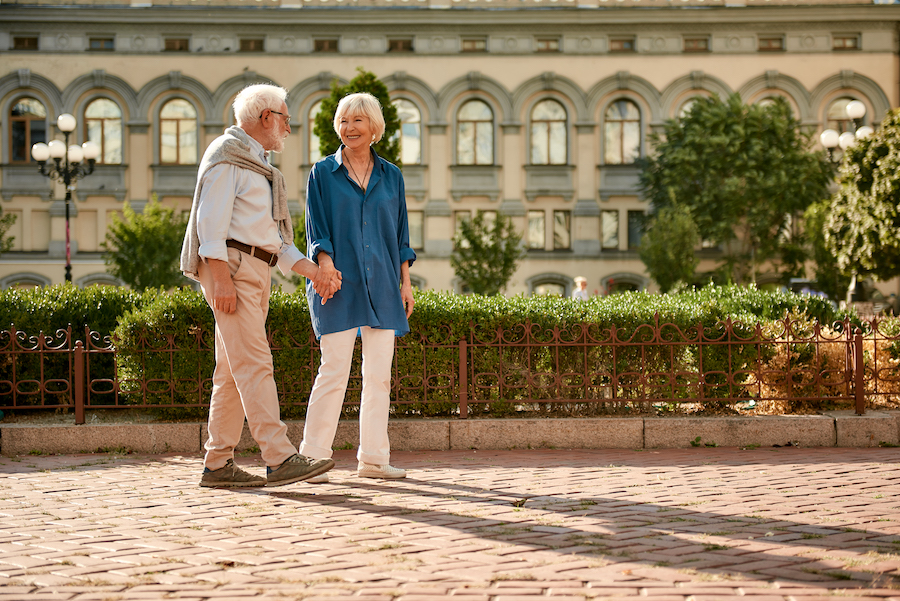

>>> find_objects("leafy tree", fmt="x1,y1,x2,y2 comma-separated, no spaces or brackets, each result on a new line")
101,196,188,291
640,93,833,285
0,211,16,257
451,211,523,295
804,199,851,303
314,68,401,166
639,205,700,293
825,108,900,282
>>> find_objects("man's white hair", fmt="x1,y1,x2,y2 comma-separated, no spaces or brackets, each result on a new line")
233,84,288,126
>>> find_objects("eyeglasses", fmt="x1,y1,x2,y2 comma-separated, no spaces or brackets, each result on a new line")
260,109,291,124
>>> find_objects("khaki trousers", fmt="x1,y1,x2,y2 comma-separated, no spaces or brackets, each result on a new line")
299,326,395,465
199,248,297,470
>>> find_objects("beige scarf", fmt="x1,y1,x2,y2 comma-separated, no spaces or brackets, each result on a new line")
180,126,293,280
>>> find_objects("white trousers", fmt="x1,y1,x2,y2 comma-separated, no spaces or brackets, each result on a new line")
299,326,396,465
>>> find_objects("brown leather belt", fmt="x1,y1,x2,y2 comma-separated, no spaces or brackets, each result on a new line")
225,239,278,267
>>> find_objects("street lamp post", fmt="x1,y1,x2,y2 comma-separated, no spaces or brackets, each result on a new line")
30,114,100,283
819,100,874,163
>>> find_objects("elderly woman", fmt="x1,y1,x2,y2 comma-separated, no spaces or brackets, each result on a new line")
298,92,416,482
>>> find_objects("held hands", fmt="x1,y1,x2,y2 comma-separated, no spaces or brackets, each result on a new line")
312,252,341,305
293,257,341,303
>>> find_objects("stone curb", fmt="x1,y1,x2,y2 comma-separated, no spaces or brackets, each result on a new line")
2,412,898,456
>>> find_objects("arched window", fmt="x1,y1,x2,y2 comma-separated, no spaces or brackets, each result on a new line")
159,98,197,165
827,97,863,134
84,98,122,165
309,100,323,164
530,99,567,165
604,99,641,165
10,97,47,164
457,99,493,165
392,99,421,165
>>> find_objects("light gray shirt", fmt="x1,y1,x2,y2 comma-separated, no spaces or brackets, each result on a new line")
196,135,303,276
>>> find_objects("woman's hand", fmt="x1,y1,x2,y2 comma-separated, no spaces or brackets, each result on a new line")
315,252,341,305
400,282,414,318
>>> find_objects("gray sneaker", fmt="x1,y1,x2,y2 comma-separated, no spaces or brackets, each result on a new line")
200,459,266,488
267,454,334,487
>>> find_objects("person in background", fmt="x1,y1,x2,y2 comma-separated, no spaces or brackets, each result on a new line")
181,83,339,488
300,92,416,483
572,276,589,301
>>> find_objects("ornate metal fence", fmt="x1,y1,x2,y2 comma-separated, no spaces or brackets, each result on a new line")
1,314,894,424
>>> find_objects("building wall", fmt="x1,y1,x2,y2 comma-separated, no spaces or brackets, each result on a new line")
0,2,897,296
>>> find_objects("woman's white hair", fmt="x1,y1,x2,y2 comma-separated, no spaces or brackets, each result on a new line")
233,84,288,126
333,93,386,144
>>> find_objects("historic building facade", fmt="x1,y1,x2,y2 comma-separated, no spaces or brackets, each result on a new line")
0,0,896,295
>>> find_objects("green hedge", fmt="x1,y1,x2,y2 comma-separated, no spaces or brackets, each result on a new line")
0,283,854,416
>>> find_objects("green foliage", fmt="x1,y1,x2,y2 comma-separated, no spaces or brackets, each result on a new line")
102,196,190,291
1,283,852,418
639,205,700,293
0,211,16,256
313,68,401,166
826,108,900,282
804,200,852,302
450,211,524,295
0,284,145,408
640,94,833,284
113,287,215,419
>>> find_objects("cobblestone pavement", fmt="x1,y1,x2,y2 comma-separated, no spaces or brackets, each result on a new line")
1,447,900,600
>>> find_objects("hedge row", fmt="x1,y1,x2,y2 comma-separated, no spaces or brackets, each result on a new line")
0,283,855,418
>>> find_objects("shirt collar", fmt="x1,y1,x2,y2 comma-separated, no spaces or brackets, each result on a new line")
246,134,268,163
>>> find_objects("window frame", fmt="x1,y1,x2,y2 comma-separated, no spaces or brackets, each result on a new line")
683,36,710,53
535,37,560,53
158,97,199,166
164,37,190,52
552,210,571,250
527,210,546,250
603,98,642,166
832,34,860,51
609,36,636,53
388,38,414,53
407,210,424,250
461,37,487,53
392,98,423,166
758,35,784,52
601,209,619,250
13,36,39,51
530,98,568,166
88,37,115,52
456,98,495,166
314,38,339,53
84,97,124,165
239,38,265,53
9,96,47,165
627,210,645,250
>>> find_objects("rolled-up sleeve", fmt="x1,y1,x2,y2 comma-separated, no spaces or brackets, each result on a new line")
197,164,237,262
305,163,334,262
276,243,305,276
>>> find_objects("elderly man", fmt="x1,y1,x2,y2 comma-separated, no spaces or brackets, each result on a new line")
181,84,338,487
572,276,589,301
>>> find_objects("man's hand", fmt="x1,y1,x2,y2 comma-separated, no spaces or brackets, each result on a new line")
293,255,342,304
208,259,237,314
313,252,341,305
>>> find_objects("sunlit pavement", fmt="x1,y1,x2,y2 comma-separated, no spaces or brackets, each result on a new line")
1,447,899,600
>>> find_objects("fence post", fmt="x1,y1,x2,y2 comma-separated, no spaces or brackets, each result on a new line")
458,339,468,419
74,340,85,425
854,330,865,415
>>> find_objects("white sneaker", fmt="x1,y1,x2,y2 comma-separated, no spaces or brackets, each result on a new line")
357,462,406,479
306,472,329,484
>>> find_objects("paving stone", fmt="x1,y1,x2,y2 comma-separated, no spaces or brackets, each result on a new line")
2,448,900,599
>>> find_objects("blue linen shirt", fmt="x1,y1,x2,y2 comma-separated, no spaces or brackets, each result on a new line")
305,146,417,339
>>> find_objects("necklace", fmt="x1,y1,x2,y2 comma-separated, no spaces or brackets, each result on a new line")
345,154,372,192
